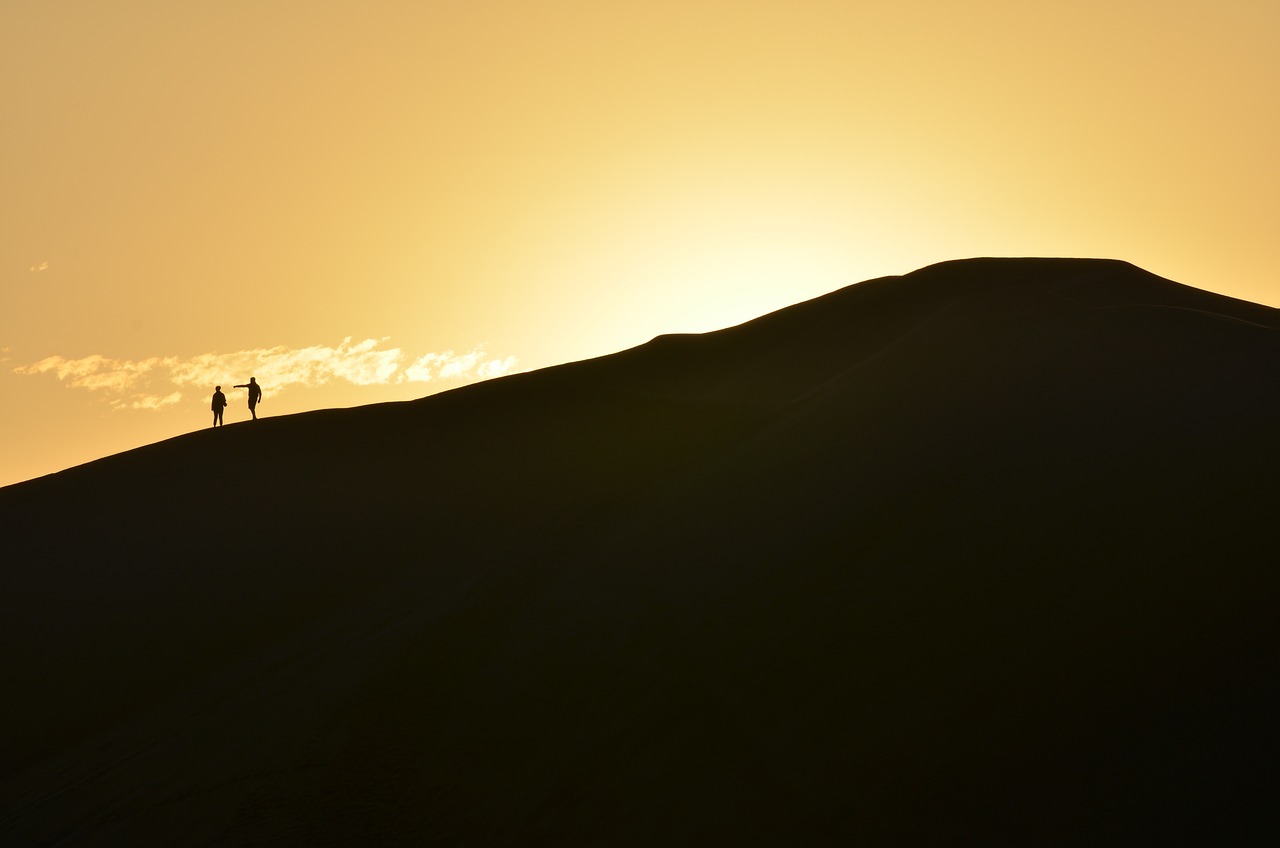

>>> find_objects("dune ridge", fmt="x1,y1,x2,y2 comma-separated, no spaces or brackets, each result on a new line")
4,258,1279,844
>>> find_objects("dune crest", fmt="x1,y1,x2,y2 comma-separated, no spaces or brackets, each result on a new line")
4,258,1279,844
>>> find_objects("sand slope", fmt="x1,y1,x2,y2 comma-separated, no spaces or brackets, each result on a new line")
4,258,1280,844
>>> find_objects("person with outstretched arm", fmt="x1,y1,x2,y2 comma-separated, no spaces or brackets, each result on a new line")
234,377,263,421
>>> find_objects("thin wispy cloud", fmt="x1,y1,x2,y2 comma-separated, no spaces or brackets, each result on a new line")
403,349,518,383
30,261,49,272
123,392,185,410
14,338,518,410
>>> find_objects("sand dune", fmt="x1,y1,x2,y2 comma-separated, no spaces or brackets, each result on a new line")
4,258,1280,844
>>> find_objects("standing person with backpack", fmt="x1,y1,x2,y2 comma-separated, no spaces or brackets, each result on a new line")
234,377,263,421
211,385,228,427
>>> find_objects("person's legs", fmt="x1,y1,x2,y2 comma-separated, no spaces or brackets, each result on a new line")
249,403,257,421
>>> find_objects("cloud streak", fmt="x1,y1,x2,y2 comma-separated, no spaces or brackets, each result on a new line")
14,338,518,410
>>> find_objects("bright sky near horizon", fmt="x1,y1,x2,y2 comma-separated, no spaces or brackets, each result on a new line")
3,0,1278,486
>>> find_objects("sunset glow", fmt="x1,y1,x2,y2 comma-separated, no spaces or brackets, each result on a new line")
4,0,1278,486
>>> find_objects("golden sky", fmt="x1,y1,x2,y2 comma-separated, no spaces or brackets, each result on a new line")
3,0,1278,486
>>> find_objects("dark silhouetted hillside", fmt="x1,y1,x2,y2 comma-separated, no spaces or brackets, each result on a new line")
4,258,1279,844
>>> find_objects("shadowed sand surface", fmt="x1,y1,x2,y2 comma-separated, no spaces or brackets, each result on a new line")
4,258,1280,844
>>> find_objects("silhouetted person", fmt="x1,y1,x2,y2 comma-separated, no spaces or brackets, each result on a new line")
211,385,228,427
234,377,263,421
